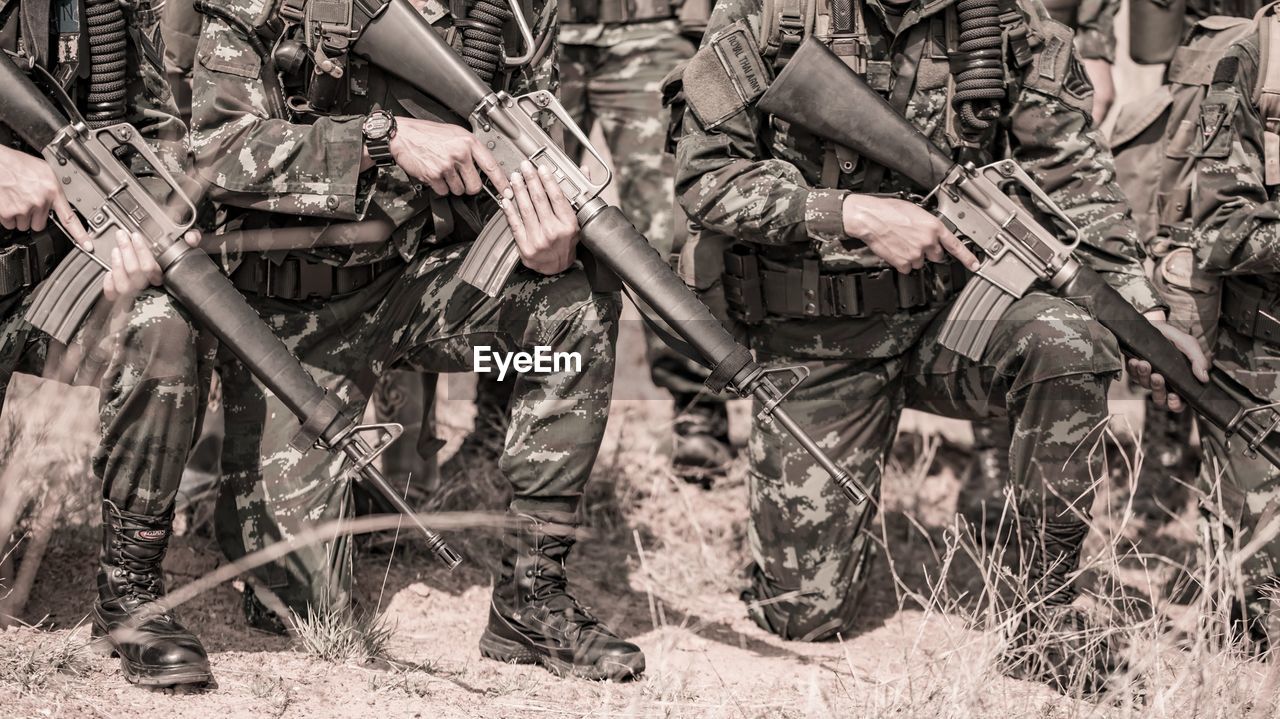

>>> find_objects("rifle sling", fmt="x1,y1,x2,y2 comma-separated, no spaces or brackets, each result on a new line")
859,23,928,193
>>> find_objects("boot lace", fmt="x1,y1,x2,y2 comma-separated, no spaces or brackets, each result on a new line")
527,535,601,639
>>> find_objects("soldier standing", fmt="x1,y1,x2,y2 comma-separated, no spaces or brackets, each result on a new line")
675,0,1205,691
1189,2,1280,650
558,0,735,481
190,0,644,679
0,0,214,687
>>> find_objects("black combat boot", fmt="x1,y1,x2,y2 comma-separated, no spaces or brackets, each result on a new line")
672,394,733,487
1003,516,1123,695
479,512,645,680
93,502,213,687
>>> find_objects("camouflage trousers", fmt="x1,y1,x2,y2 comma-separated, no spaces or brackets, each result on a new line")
1198,322,1280,603
213,246,620,615
0,287,214,517
742,292,1120,640
561,23,712,400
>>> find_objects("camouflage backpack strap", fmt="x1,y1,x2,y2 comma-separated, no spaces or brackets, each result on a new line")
758,0,814,66
1253,3,1280,185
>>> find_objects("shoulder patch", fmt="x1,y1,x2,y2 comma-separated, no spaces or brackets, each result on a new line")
683,20,771,130
1213,56,1240,87
1022,19,1093,115
713,22,769,103
1062,56,1092,101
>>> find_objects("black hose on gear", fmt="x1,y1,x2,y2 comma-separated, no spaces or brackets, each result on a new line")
951,0,1004,134
85,0,130,127
458,0,511,82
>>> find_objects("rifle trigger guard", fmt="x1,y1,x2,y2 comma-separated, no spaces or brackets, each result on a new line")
333,421,404,482
754,365,810,422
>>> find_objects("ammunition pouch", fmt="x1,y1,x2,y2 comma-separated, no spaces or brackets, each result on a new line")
723,246,968,323
230,254,403,300
0,233,68,297
557,0,674,24
1221,279,1280,346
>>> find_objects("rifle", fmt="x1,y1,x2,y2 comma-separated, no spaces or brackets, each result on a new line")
341,0,874,505
755,36,1280,468
0,52,463,569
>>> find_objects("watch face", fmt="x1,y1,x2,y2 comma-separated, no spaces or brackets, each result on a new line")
364,113,392,140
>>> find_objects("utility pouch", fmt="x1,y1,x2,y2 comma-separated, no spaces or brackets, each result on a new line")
722,244,765,323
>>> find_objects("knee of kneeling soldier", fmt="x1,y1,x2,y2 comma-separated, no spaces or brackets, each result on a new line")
1002,298,1121,384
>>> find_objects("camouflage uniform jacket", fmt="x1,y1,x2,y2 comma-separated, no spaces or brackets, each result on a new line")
674,0,1161,357
190,0,556,267
1192,31,1280,329
1192,33,1280,282
1054,0,1120,62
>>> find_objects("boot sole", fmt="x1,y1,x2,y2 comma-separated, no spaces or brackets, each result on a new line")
478,631,644,682
92,623,214,688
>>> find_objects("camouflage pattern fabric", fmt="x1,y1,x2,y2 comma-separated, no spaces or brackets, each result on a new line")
675,0,1158,638
213,250,618,613
559,18,713,399
742,293,1116,639
1189,28,1280,605
191,0,618,615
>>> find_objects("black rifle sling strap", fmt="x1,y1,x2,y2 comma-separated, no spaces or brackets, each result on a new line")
860,23,929,193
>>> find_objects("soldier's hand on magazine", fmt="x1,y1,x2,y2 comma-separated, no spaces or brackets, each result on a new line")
501,161,579,276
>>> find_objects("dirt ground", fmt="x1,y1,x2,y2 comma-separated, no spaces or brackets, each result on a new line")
2,11,1278,718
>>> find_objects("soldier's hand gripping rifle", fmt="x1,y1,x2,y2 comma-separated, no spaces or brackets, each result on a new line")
338,0,873,505
756,37,1280,468
0,52,462,569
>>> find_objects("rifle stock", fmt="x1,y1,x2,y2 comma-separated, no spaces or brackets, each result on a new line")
756,36,1280,469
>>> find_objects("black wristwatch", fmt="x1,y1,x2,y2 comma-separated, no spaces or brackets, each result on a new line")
362,110,397,168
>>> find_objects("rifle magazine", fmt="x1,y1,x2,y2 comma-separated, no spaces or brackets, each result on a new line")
24,251,106,344
938,274,1014,362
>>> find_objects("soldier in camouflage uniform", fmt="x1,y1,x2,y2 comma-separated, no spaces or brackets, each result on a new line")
1189,5,1280,650
675,0,1204,690
559,0,735,482
190,0,644,679
0,0,214,687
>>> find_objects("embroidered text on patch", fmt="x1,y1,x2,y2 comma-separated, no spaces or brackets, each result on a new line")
713,26,769,105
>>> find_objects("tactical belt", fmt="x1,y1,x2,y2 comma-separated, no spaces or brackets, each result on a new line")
231,254,403,300
0,232,68,297
724,247,968,322
1221,279,1280,345
557,0,673,24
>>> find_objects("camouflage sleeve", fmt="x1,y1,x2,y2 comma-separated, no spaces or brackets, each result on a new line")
189,15,366,219
1010,15,1163,313
1074,0,1119,62
673,0,848,247
128,16,188,175
1190,41,1280,275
